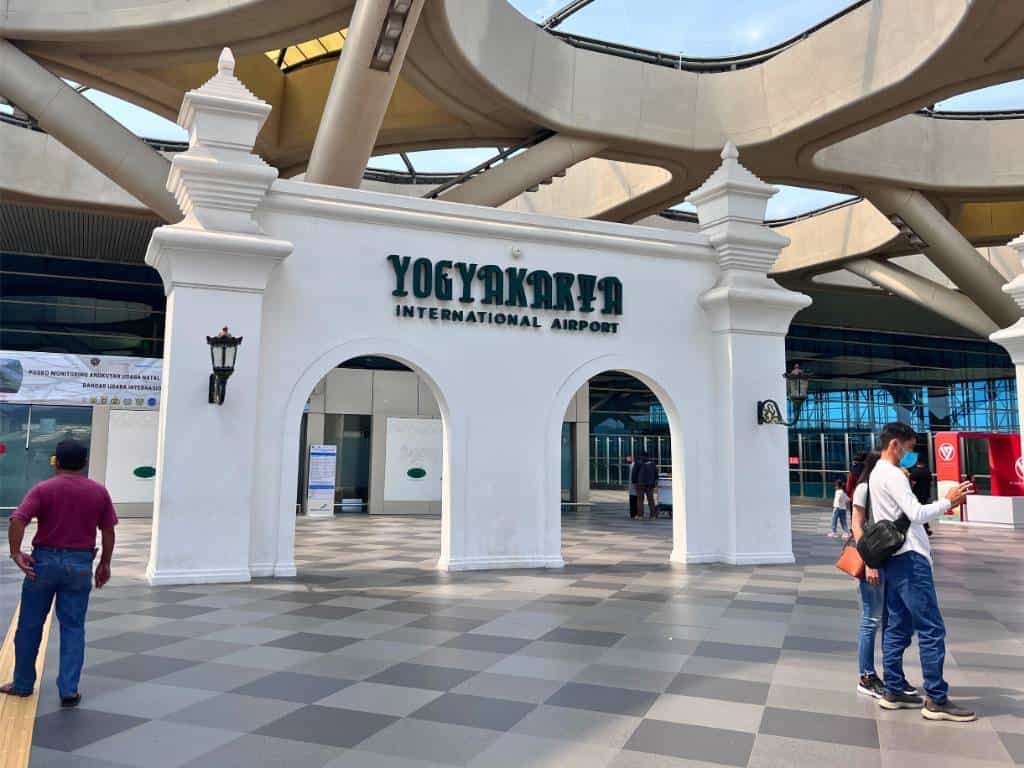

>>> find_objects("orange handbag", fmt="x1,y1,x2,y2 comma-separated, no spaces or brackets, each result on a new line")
835,538,866,580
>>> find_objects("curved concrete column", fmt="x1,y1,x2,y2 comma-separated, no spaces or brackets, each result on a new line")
0,38,180,222
845,258,997,338
862,185,1019,329
440,135,607,208
305,0,425,188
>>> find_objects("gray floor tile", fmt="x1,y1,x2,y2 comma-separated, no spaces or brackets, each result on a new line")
624,719,755,766
574,663,678,692
368,662,478,691
692,641,781,664
748,733,882,768
409,692,536,731
443,632,532,654
452,672,566,703
213,645,324,670
646,693,765,733
32,709,148,752
407,615,487,632
88,632,184,653
180,734,344,768
317,681,443,716
29,747,128,768
758,706,879,749
134,604,219,620
546,682,659,717
142,638,250,662
466,732,619,768
287,605,363,620
150,661,273,692
255,704,397,748
511,705,643,748
355,717,501,764
75,720,241,768
541,627,626,647
998,731,1024,763
81,681,219,719
666,673,770,705
167,692,303,732
87,653,197,682
232,670,354,703
263,632,361,652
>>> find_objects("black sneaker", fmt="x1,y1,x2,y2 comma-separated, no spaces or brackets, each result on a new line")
60,693,81,709
922,698,976,722
857,674,885,699
878,690,924,710
903,683,919,696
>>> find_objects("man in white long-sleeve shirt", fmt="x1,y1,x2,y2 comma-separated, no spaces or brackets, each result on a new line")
868,422,975,722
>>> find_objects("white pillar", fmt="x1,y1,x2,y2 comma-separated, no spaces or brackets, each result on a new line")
685,143,811,565
144,49,292,585
990,234,1024,444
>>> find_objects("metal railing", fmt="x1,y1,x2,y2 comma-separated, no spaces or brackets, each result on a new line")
590,434,671,489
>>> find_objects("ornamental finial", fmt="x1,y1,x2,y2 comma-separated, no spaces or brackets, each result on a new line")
218,47,235,75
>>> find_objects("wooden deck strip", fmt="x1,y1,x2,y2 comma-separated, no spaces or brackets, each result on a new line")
0,603,53,768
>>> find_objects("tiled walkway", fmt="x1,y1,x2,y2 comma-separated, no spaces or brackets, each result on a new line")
15,501,1024,767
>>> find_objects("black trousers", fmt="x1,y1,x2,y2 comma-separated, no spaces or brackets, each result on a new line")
637,484,658,518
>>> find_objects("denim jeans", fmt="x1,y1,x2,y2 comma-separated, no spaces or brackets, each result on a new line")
831,507,848,532
858,577,884,676
882,551,949,702
13,548,94,698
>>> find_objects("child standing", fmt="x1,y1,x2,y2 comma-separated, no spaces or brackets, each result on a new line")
831,479,850,537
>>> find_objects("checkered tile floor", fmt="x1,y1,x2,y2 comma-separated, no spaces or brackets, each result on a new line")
12,499,1024,767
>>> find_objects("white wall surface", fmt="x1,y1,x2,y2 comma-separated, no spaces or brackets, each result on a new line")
104,409,159,504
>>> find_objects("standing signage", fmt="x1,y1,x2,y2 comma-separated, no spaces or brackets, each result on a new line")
934,432,962,516
306,444,337,518
0,350,162,408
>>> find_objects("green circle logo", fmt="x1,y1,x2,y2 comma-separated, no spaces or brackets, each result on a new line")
133,466,156,479
406,467,427,479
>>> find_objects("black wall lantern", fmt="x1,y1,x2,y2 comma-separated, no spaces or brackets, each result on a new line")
207,327,242,405
757,364,811,426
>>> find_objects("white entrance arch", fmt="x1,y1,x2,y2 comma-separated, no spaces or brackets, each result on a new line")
253,339,456,578
142,52,810,585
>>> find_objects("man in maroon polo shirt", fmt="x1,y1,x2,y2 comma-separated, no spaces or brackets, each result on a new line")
2,439,117,707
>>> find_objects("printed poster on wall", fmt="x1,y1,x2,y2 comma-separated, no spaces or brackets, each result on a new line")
384,417,442,502
306,444,337,516
0,350,162,408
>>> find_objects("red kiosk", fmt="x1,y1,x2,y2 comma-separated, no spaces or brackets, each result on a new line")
933,431,1024,527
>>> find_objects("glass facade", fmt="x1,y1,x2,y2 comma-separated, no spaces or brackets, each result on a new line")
589,372,671,489
0,252,165,357
785,324,1017,498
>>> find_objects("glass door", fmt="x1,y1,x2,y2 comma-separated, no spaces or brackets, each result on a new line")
0,404,92,510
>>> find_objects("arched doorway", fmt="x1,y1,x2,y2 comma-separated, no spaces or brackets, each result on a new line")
286,354,447,575
548,360,690,567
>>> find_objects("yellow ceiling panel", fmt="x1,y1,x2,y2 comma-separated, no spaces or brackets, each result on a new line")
265,30,348,72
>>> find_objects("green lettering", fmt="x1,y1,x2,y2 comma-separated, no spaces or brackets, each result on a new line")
577,274,597,312
553,273,575,311
434,260,453,300
478,265,504,305
412,258,433,298
455,262,477,303
387,254,411,297
598,276,623,315
505,268,528,307
528,270,553,309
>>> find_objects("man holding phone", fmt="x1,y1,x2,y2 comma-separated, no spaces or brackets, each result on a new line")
869,422,975,721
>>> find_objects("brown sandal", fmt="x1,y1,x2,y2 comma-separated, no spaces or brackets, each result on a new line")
0,682,32,697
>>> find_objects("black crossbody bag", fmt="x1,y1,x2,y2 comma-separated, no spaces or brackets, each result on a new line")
856,478,911,568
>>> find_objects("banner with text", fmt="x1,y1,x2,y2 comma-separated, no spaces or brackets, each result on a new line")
0,351,162,408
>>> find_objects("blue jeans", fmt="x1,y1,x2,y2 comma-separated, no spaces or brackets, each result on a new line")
831,507,848,532
882,551,949,703
858,577,884,676
13,548,94,698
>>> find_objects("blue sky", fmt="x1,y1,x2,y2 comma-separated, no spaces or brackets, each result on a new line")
4,3,1021,219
